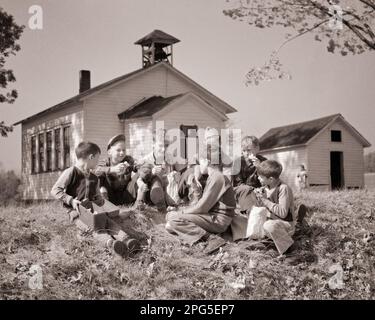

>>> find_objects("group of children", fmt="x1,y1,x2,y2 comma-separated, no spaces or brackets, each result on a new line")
51,130,307,261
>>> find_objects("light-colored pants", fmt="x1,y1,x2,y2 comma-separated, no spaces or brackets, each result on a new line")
263,219,295,255
165,211,233,245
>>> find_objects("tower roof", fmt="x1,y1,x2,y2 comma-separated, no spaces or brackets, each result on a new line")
134,29,180,47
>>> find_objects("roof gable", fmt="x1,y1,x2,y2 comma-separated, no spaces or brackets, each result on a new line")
118,92,228,122
15,62,236,125
152,92,228,121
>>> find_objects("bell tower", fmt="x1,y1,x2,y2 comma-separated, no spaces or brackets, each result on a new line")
135,30,180,68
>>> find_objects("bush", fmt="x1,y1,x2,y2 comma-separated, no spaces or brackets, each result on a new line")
0,170,21,206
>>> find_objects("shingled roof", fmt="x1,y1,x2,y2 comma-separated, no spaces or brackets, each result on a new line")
118,94,184,119
259,114,341,151
134,30,180,46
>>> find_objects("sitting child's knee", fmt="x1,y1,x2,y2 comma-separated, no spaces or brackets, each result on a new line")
263,220,277,233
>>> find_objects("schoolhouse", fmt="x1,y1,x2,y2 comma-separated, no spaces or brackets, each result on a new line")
15,30,237,200
259,114,371,191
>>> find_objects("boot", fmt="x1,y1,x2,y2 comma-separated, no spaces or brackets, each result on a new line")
204,234,227,255
107,239,128,257
296,204,308,223
125,238,141,254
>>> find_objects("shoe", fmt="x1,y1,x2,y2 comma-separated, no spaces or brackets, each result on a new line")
133,200,146,212
296,204,308,223
204,235,227,255
284,242,299,255
125,238,141,253
245,241,267,251
156,204,167,213
284,254,302,265
267,250,281,258
107,239,128,257
150,186,164,205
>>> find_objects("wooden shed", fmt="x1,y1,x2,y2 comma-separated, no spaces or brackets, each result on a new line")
14,30,237,200
259,114,371,191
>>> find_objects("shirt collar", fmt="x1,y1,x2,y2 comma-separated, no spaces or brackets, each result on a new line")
265,180,282,198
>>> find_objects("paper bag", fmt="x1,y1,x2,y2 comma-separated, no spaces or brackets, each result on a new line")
246,206,268,239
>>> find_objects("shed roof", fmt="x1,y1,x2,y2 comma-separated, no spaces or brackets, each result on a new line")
259,113,371,151
134,30,180,46
118,94,183,119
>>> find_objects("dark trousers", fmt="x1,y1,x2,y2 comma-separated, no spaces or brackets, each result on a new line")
234,184,257,212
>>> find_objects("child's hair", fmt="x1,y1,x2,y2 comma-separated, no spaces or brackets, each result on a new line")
257,160,283,179
299,164,306,170
241,135,259,149
75,142,101,159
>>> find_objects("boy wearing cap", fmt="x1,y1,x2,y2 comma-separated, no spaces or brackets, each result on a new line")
95,134,138,206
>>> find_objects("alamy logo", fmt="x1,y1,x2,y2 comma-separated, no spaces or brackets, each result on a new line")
28,5,43,30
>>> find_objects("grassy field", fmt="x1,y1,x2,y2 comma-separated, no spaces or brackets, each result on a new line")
0,190,374,300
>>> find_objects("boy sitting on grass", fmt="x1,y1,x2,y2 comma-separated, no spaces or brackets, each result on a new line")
232,135,267,213
254,160,298,257
165,149,236,255
132,131,187,211
95,134,138,206
51,141,140,257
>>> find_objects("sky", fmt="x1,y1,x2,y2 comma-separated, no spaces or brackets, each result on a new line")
0,0,374,173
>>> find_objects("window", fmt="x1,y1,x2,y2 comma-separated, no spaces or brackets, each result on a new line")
46,131,52,172
63,126,70,168
31,124,70,173
54,128,61,170
331,130,342,142
38,133,44,172
31,136,36,174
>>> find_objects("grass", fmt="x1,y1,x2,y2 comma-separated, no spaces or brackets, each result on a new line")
0,189,374,300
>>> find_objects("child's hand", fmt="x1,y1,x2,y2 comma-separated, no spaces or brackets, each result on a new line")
249,155,260,166
254,187,266,200
152,166,163,176
110,163,126,175
71,199,81,211
100,186,108,200
193,165,202,188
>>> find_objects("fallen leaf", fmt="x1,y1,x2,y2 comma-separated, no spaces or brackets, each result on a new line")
228,276,246,290
69,271,83,283
146,262,155,277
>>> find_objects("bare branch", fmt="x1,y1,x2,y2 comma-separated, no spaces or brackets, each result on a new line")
276,18,331,54
359,0,375,11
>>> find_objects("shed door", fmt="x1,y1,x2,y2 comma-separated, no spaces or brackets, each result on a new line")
330,151,344,190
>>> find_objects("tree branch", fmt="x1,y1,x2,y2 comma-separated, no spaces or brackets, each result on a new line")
359,0,375,11
308,0,375,50
276,17,331,54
